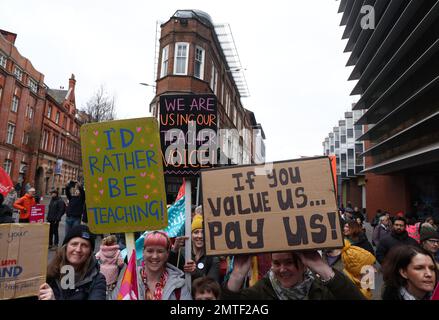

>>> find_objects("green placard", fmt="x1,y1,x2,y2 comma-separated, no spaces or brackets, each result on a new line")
80,118,167,234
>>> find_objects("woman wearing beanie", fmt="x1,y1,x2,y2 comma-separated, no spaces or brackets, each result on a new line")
38,225,106,300
111,231,191,300
95,235,125,299
169,214,220,283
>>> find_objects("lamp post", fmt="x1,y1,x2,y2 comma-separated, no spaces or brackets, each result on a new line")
51,131,70,192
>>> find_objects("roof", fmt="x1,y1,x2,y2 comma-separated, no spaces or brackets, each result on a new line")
47,89,68,105
172,9,213,27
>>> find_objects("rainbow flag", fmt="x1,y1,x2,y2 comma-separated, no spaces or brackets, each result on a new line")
117,249,139,300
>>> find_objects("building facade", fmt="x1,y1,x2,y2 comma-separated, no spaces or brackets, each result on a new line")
338,1,439,220
149,10,266,201
323,110,365,208
0,29,82,196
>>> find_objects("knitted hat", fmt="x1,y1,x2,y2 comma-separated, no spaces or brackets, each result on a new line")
420,227,439,242
191,214,203,232
62,224,96,251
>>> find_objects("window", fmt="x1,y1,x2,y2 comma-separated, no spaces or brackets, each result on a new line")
347,129,354,138
22,132,29,145
55,111,60,124
14,67,23,81
41,130,49,150
7,123,15,144
0,87,3,101
11,96,19,112
210,64,218,94
47,105,52,118
194,46,205,79
28,78,38,93
174,42,189,75
0,52,6,68
29,107,33,119
3,159,12,175
160,45,169,78
341,135,346,144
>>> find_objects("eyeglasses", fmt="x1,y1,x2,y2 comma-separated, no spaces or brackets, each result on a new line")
426,239,439,245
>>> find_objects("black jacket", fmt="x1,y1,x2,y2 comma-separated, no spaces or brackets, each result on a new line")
0,204,14,223
169,249,220,283
221,269,365,300
66,184,85,218
349,233,375,256
376,231,419,264
47,196,66,222
47,257,106,300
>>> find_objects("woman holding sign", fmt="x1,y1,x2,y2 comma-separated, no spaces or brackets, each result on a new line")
221,250,365,300
38,225,106,300
111,231,192,300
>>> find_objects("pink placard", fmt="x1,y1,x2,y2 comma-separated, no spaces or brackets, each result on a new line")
30,204,45,223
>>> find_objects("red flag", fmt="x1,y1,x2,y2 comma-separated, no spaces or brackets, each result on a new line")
116,249,139,300
176,178,185,201
0,167,13,196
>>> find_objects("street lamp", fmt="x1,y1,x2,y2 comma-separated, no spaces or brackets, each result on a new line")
139,82,156,88
51,131,70,192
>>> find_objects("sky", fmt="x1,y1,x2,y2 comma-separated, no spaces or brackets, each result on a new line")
0,0,359,162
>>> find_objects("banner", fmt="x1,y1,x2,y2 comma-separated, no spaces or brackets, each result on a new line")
30,205,45,223
0,167,13,196
0,223,49,300
201,157,343,256
81,118,168,234
159,94,217,175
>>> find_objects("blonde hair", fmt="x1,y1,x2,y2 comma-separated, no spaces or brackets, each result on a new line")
102,235,117,246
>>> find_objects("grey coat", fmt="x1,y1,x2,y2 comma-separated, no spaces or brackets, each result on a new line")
111,262,192,300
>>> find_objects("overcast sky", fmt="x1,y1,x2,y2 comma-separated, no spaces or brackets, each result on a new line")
1,0,359,162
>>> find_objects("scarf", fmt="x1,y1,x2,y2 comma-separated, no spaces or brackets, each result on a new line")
269,269,314,300
141,268,168,300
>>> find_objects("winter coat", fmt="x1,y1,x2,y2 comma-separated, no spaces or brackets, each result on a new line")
66,185,85,218
0,204,14,223
169,249,220,283
95,244,125,285
13,194,36,220
347,233,375,256
47,197,66,222
47,257,106,300
341,240,376,299
376,231,419,264
372,224,391,247
111,263,192,300
221,269,365,300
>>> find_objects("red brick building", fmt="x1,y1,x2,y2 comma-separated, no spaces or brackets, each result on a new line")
149,10,266,201
0,29,82,196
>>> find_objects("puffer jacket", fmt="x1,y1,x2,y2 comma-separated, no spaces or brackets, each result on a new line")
47,257,106,300
221,269,365,300
111,263,192,300
341,240,376,299
13,194,36,220
95,244,124,285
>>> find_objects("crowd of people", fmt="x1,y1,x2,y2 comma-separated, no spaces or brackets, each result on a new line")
1,185,438,301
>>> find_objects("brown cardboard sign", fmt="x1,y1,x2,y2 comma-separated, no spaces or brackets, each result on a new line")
201,157,343,256
0,223,49,300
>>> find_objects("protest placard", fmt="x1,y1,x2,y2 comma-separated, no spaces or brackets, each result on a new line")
30,205,45,223
0,223,49,300
159,94,217,175
81,117,168,234
201,157,343,256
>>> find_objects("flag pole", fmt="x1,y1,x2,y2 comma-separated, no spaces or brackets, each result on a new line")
184,179,192,292
125,232,138,296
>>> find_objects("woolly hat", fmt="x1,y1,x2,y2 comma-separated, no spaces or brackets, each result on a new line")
62,224,96,251
191,214,203,232
420,227,439,242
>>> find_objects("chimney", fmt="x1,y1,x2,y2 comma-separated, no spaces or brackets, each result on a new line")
69,74,76,92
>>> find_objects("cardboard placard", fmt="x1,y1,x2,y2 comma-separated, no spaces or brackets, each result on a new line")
159,94,217,175
201,157,343,256
81,118,168,234
30,205,45,223
0,223,49,300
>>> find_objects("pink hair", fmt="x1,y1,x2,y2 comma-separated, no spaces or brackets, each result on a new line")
143,231,171,250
